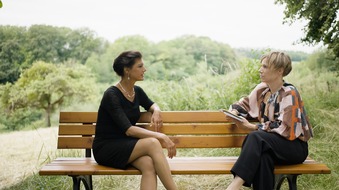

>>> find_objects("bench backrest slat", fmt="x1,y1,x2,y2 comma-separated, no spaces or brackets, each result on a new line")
144,124,249,135
59,125,95,135
58,137,93,149
58,111,253,150
144,111,233,123
60,112,97,123
170,136,246,148
57,136,246,149
60,111,239,123
58,124,249,135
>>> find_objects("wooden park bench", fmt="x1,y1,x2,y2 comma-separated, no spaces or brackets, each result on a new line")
39,111,331,190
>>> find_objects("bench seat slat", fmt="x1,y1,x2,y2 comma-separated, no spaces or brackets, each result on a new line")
39,157,331,176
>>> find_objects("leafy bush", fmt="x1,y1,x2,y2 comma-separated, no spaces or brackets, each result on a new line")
0,108,42,131
286,60,339,108
139,55,260,111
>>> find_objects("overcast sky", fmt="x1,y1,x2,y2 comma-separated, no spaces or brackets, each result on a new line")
1,0,322,53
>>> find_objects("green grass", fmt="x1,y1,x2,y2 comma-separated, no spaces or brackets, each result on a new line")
2,63,338,190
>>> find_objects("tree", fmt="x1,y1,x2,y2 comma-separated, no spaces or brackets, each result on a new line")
0,83,41,130
0,26,27,83
0,25,107,84
86,35,154,83
167,35,237,74
275,0,339,70
3,61,97,127
25,25,106,65
150,45,194,80
66,28,108,64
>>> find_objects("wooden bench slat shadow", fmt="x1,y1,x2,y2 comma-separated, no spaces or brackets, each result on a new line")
39,111,331,190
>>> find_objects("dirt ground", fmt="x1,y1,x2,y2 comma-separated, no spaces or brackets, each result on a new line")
0,127,58,189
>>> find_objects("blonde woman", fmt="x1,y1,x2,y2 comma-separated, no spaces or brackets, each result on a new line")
226,52,313,190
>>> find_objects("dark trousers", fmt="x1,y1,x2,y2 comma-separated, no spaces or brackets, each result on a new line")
231,130,308,190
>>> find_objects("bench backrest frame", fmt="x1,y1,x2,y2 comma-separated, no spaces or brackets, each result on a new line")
58,111,254,157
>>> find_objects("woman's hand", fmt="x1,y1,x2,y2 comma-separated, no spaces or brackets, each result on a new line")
159,134,177,159
151,109,162,132
232,117,258,131
228,110,258,131
149,103,163,132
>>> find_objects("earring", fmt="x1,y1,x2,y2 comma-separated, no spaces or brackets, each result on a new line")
128,73,130,80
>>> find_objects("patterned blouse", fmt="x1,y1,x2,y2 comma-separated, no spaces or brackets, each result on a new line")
231,82,313,142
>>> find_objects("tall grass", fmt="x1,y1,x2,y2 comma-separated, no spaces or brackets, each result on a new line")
283,62,339,190
3,61,338,190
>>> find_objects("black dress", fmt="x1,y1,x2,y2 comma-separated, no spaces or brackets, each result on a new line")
92,85,154,169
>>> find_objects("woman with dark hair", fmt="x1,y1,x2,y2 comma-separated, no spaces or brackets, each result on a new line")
226,51,313,190
93,51,177,190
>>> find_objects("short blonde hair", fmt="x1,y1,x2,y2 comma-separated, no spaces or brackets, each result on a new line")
260,52,292,77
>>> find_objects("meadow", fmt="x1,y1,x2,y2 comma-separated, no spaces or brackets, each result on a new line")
1,62,338,190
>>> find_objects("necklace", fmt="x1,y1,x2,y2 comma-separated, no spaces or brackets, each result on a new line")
118,82,135,98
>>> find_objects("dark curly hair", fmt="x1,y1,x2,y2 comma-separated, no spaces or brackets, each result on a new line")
113,51,142,77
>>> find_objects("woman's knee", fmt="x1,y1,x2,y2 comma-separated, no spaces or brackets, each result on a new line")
143,137,162,150
244,131,262,143
133,156,156,174
129,138,163,162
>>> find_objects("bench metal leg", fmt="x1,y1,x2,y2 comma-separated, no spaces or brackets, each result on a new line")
274,174,299,190
70,175,93,190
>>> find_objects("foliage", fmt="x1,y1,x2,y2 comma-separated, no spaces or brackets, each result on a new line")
158,35,237,75
285,57,339,146
149,43,196,80
85,35,238,82
0,25,107,84
2,175,72,190
1,24,312,85
139,55,260,111
0,107,41,131
304,49,339,73
236,48,310,62
283,60,339,190
1,50,339,189
275,0,339,71
0,61,98,127
86,35,154,83
5,63,339,189
0,26,27,83
226,49,263,100
231,57,261,99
